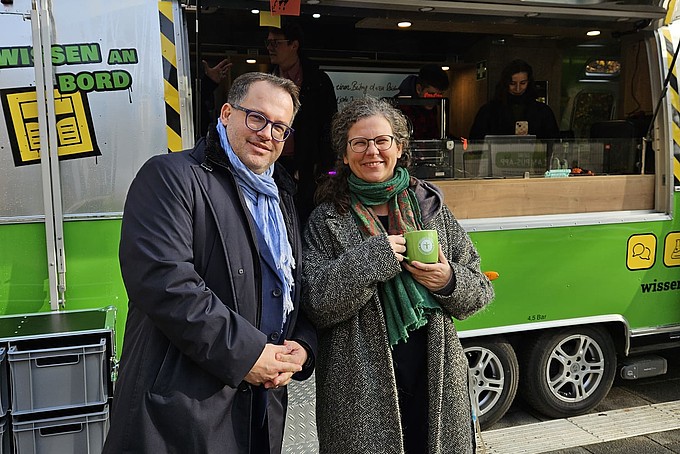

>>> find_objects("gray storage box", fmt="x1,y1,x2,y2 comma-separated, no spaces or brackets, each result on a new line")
13,406,109,454
9,339,107,414
0,348,8,418
0,416,8,454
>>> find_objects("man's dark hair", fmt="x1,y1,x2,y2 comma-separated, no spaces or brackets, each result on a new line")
228,72,301,119
417,64,449,92
269,20,305,50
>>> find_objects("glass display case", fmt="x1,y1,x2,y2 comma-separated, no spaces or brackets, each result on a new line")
456,137,642,179
410,139,455,179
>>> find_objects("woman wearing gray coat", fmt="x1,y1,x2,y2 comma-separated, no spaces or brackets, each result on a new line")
302,97,494,453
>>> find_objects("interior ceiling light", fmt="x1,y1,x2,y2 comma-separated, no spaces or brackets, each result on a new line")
441,66,450,71
419,7,434,12
586,30,601,36
246,59,257,64
312,13,321,18
397,21,412,28
251,9,259,14
525,12,539,17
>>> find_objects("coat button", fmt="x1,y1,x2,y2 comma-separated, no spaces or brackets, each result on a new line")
269,332,280,342
272,288,282,297
238,268,244,275
237,382,249,392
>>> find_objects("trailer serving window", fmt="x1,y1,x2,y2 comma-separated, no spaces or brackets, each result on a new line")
193,1,670,225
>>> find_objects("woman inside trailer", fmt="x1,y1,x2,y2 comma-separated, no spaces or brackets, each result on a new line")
469,59,559,140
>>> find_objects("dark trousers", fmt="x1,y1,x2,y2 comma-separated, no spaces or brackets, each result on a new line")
251,387,270,454
398,380,429,454
250,413,270,454
393,326,429,454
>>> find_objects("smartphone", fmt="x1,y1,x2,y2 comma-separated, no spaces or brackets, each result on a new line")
515,120,528,135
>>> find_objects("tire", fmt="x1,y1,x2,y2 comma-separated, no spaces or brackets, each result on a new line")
464,337,519,430
519,325,616,419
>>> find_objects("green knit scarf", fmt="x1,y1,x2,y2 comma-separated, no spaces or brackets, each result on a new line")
348,167,441,347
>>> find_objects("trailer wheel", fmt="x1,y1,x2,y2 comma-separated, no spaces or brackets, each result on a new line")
519,326,616,419
464,338,519,429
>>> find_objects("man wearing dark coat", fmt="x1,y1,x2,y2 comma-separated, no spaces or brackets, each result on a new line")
103,72,317,454
266,20,337,224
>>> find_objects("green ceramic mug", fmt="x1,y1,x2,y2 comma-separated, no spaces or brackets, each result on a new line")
403,230,439,264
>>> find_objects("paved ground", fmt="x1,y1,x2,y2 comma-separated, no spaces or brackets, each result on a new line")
284,347,680,453
484,347,680,453
542,431,680,454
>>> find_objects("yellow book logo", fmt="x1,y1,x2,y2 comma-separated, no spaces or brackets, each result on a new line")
1,87,100,166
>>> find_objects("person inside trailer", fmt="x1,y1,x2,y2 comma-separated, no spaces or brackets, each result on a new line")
395,64,451,140
469,59,559,140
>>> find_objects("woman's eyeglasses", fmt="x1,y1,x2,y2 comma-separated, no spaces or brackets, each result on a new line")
231,104,294,142
347,135,395,153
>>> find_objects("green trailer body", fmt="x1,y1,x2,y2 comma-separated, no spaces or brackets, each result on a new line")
1,0,679,430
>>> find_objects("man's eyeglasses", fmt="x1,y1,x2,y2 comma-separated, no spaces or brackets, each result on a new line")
264,39,290,48
231,104,294,142
348,135,395,153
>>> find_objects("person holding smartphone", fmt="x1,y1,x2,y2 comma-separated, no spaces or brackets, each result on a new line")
469,59,559,140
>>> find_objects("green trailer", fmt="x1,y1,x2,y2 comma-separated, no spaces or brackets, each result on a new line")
2,0,680,433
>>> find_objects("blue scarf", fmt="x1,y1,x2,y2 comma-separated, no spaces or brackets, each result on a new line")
216,122,295,323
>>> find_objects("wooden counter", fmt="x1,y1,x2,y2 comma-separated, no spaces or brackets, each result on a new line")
435,175,655,219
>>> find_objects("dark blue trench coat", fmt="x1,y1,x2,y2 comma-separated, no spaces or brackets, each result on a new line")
103,129,316,454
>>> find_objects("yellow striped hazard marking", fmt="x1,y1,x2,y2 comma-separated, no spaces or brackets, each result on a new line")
667,0,678,26
662,27,680,186
159,1,182,153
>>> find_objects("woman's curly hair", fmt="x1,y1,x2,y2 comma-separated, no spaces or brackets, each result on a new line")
315,96,412,214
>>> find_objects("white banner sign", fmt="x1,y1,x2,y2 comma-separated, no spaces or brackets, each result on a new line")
326,71,410,109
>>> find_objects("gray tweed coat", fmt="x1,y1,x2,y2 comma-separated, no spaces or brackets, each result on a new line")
302,177,494,454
